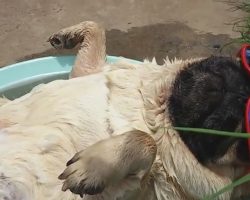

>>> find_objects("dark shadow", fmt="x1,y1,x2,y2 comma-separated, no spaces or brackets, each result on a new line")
16,22,239,65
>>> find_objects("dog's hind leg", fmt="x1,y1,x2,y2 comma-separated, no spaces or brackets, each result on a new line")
58,130,157,198
48,21,106,78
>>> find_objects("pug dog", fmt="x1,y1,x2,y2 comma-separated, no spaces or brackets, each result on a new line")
0,21,249,200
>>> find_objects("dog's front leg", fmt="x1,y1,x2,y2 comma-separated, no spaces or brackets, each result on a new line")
58,130,157,198
48,21,106,78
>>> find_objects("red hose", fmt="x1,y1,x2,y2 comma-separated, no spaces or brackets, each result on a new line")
239,44,250,157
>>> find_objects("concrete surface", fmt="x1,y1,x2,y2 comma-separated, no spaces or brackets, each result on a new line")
0,0,244,67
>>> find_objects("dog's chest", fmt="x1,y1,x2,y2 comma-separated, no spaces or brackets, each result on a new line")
104,63,167,136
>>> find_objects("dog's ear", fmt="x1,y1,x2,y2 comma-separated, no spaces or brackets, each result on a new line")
168,56,250,164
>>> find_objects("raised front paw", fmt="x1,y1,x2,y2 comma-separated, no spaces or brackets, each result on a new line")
58,150,112,197
48,32,79,49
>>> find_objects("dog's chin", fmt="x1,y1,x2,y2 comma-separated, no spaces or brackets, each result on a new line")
205,133,250,178
206,162,247,179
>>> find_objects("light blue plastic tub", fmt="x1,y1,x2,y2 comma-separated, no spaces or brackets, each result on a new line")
0,56,141,99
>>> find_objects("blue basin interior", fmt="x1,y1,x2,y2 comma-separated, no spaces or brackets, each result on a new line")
0,56,141,100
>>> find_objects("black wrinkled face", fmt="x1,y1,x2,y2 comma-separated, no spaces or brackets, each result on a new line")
168,56,250,165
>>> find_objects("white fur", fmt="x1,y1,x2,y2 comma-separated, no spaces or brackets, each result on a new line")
0,57,240,200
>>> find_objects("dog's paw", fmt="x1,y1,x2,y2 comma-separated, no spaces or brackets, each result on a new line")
47,32,78,49
58,151,110,197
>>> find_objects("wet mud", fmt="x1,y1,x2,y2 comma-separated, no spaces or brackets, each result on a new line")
15,22,239,66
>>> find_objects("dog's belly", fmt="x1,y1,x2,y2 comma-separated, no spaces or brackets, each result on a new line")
0,72,121,199
0,73,115,148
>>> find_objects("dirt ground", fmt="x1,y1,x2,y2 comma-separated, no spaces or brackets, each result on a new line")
0,0,244,67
